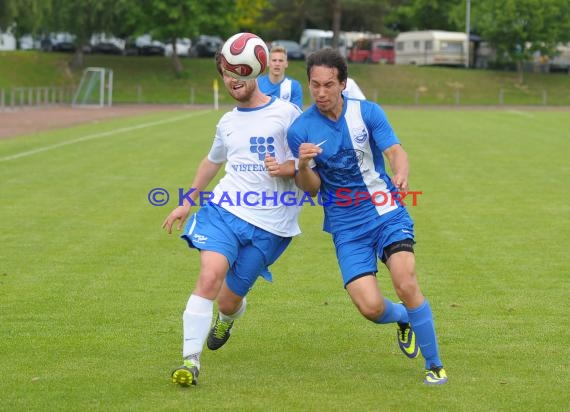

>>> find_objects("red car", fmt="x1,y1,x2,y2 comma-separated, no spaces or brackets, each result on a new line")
348,38,395,64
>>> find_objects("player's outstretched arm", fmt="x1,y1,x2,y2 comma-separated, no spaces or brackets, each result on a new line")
162,157,222,233
384,144,409,192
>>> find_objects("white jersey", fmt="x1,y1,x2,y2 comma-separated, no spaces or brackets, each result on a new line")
343,77,366,100
207,97,303,237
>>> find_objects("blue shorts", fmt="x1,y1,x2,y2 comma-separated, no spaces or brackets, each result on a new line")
332,208,415,287
181,203,292,297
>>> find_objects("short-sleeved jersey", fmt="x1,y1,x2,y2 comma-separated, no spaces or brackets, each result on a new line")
257,75,303,109
287,98,404,234
207,96,303,237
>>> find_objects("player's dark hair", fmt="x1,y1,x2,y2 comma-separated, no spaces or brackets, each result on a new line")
306,48,348,84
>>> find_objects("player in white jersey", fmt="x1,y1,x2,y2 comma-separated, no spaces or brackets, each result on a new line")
257,45,304,109
163,49,302,387
287,48,447,385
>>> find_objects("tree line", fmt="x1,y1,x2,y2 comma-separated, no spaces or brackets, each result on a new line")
1,0,569,75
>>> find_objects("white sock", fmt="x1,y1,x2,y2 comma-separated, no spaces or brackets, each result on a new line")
219,297,247,322
182,294,214,366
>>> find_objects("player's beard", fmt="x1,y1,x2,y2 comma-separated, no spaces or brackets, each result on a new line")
228,79,256,103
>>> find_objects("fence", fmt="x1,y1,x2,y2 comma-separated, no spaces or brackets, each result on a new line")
407,88,552,106
0,86,76,111
365,86,564,106
2,84,565,108
128,84,568,106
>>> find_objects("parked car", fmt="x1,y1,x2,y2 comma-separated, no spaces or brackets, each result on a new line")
189,35,223,57
18,34,40,50
270,40,305,60
90,33,125,55
123,37,139,56
135,34,166,56
549,42,570,73
40,32,76,52
164,38,192,57
348,37,395,64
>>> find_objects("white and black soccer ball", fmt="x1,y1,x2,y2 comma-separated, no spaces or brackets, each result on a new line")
220,32,268,80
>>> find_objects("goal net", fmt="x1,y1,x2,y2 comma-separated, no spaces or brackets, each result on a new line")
72,67,113,107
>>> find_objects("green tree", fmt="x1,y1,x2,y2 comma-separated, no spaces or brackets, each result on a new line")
137,0,196,74
40,0,135,69
385,0,463,32
0,0,16,32
235,0,272,33
257,0,307,41
341,0,392,35
139,0,249,74
473,0,570,81
0,0,52,38
260,0,396,42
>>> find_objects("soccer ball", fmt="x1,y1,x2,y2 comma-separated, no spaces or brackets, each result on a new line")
220,33,268,80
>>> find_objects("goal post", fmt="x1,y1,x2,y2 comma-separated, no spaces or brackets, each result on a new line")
72,67,113,107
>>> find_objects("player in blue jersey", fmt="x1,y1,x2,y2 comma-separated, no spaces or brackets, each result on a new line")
163,48,302,387
287,48,447,385
257,45,303,109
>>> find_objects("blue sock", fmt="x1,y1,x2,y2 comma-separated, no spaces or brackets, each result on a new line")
376,298,409,324
407,299,442,369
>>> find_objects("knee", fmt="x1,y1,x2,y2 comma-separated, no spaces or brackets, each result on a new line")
355,299,383,321
195,271,224,298
217,297,242,315
394,278,422,306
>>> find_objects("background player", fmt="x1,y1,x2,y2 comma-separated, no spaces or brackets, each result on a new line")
257,45,304,109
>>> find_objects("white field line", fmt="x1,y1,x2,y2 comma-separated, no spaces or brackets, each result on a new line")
506,109,535,118
0,111,210,162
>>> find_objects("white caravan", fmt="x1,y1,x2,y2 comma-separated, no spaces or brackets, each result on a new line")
395,30,467,66
0,31,17,51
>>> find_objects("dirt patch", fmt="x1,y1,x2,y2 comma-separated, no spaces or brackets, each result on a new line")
0,104,196,140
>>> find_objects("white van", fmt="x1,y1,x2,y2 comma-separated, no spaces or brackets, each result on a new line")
395,30,467,66
300,29,348,58
0,31,17,51
550,43,570,72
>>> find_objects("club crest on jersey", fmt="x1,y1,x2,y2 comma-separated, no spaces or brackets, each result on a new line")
192,234,208,244
250,136,276,161
352,126,368,144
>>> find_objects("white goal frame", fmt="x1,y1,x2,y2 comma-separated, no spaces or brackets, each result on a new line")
72,67,114,107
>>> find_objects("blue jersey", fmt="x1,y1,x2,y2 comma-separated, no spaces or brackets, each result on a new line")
287,98,405,234
257,75,303,109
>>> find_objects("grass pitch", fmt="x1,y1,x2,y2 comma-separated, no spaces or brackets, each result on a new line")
0,107,568,411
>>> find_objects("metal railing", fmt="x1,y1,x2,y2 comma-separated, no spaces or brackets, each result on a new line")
0,86,76,111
